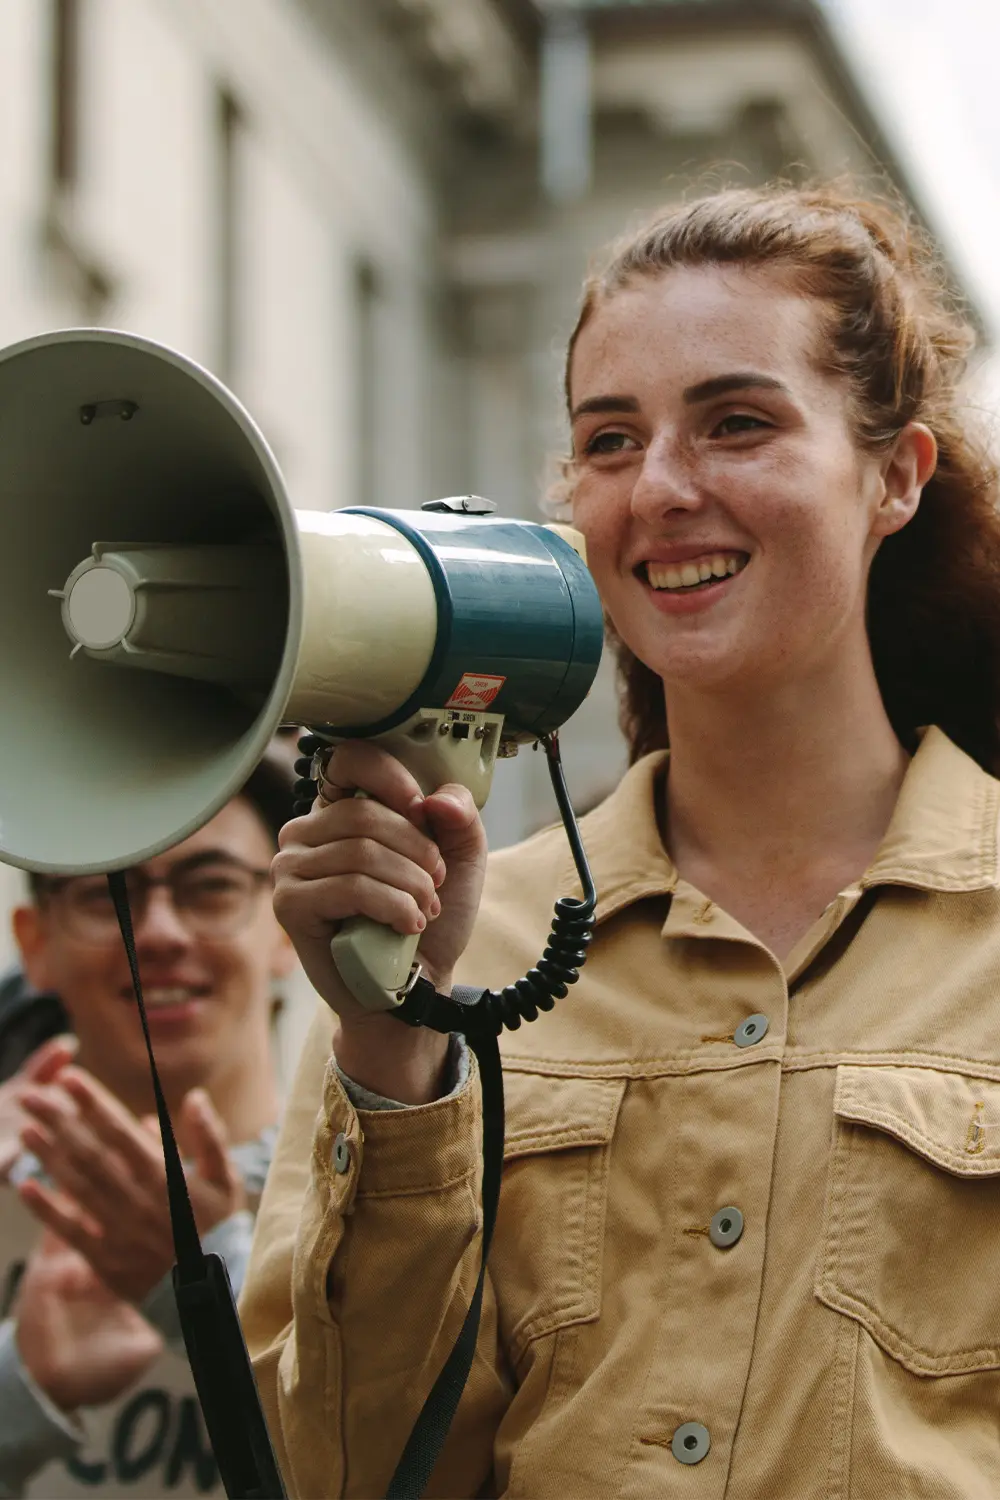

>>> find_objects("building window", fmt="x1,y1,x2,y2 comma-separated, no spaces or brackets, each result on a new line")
45,0,113,319
354,256,382,508
216,88,243,383
51,0,80,194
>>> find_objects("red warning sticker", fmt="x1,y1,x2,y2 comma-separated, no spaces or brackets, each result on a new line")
445,673,506,711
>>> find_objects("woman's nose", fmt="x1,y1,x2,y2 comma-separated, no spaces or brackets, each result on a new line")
630,435,702,522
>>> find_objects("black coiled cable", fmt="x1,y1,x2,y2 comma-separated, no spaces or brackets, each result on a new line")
291,735,324,817
480,733,596,1033
290,727,598,1034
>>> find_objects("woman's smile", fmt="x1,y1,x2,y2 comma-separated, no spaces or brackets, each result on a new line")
639,549,751,613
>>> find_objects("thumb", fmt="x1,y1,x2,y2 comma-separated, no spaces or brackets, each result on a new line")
423,784,488,870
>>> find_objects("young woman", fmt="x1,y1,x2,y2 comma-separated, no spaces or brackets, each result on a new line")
244,185,1000,1499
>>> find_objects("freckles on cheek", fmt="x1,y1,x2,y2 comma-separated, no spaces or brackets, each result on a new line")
573,496,626,566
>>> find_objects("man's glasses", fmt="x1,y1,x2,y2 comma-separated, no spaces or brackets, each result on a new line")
38,856,273,944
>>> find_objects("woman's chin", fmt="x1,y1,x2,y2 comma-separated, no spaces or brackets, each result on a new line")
632,636,752,694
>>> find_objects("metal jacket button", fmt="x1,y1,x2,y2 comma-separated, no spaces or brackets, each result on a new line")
709,1206,744,1248
734,1013,769,1047
672,1422,711,1464
333,1131,351,1174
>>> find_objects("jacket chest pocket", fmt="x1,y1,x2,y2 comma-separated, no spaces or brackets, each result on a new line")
817,1064,1000,1375
492,1071,625,1373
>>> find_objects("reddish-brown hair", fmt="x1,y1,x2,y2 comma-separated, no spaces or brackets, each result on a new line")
554,184,1000,769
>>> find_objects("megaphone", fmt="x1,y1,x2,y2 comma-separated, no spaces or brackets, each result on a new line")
0,328,603,1010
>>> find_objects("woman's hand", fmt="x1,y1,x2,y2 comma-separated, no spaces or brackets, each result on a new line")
16,1070,245,1303
271,740,489,1103
15,1229,164,1414
0,1035,78,1183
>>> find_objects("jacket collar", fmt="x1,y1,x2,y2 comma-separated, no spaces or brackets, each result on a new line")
861,726,1000,893
558,726,1000,923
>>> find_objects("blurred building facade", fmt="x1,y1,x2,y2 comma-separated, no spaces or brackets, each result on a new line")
0,1,975,1008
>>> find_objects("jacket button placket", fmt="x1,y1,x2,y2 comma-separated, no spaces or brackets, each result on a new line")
621,954,786,1497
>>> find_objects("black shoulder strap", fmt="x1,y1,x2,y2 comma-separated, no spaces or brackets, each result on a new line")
108,872,288,1500
384,986,504,1499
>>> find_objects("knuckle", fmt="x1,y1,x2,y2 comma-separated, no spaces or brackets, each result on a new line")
276,819,305,854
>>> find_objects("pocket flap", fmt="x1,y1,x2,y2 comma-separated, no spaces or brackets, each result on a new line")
834,1065,1000,1177
502,1071,625,1159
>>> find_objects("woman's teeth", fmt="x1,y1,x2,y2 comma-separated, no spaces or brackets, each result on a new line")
646,554,746,591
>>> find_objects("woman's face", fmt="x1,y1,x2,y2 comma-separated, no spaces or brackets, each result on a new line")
569,265,915,697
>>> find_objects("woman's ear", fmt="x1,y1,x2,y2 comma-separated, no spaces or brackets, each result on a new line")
872,422,938,539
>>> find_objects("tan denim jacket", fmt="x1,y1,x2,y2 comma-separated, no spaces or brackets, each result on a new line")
241,726,1000,1499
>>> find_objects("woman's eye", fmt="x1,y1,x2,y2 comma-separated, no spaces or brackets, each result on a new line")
712,413,770,437
583,431,637,456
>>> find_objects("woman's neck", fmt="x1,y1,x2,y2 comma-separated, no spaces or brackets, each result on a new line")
661,645,910,956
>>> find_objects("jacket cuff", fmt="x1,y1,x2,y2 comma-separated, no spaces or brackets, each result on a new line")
322,1048,482,1202
0,1319,82,1493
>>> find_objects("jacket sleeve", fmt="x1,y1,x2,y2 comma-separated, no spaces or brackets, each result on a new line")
239,1002,511,1500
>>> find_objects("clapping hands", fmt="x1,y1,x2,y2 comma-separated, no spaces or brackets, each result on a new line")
15,1067,245,1304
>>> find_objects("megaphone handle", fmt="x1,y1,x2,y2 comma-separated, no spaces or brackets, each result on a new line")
330,910,422,1013
325,710,504,1012
331,790,420,1011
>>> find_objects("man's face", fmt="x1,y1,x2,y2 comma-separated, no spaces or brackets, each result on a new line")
13,798,294,1110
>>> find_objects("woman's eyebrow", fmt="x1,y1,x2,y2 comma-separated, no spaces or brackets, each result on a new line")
683,372,789,403
570,394,640,421
571,375,789,421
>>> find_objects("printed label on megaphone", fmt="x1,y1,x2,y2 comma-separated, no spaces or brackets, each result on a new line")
0,328,603,1012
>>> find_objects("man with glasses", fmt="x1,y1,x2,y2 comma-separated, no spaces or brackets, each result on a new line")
0,747,296,1499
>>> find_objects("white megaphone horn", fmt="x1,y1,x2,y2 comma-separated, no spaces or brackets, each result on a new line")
0,329,603,1011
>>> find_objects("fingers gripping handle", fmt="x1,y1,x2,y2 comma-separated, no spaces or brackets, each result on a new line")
324,709,504,1012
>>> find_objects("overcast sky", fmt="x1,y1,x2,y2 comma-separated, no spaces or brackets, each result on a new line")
825,0,1000,371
